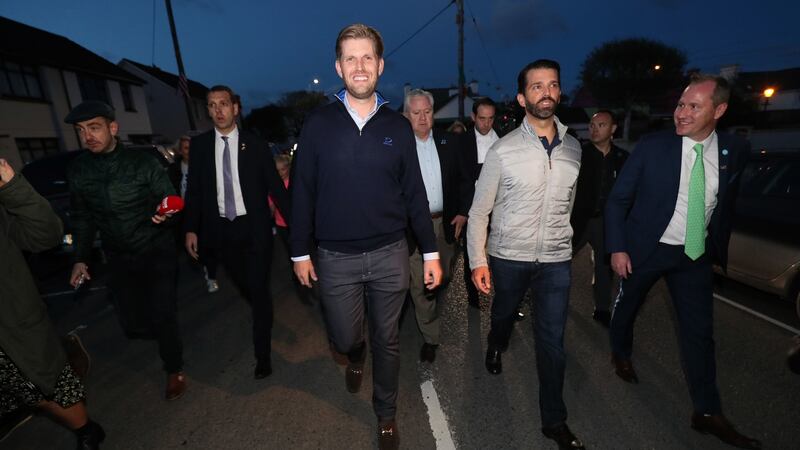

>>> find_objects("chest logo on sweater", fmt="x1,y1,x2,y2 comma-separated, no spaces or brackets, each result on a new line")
383,137,393,146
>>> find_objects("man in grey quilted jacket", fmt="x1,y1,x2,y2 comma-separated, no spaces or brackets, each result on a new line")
466,59,584,450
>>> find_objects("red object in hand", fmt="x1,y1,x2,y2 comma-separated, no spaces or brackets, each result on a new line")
157,195,184,215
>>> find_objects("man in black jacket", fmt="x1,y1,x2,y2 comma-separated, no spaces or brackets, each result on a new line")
570,110,628,327
403,89,471,363
461,97,500,309
290,24,441,450
65,101,185,401
183,85,290,380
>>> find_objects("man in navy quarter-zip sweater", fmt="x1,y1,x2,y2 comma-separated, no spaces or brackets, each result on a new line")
289,23,441,450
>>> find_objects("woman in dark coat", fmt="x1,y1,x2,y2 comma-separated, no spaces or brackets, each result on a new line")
0,158,104,449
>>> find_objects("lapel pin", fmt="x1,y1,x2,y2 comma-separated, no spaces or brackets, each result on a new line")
241,142,247,151
721,149,728,156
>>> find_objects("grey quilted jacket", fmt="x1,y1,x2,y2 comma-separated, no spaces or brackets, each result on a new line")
467,117,581,267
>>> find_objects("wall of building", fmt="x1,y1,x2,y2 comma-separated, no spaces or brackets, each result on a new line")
119,61,212,144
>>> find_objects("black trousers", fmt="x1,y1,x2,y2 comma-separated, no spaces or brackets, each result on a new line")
107,244,183,373
573,215,613,313
609,243,721,414
215,215,273,362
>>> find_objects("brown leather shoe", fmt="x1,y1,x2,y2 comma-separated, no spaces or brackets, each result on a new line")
691,413,761,449
165,372,187,401
611,354,639,384
377,419,399,450
345,363,364,393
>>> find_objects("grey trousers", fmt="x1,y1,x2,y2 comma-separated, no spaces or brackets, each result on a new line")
316,239,410,420
408,217,454,345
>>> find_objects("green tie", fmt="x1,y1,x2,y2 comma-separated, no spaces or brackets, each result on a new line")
685,143,705,260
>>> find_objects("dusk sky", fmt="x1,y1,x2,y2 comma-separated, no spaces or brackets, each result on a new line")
2,0,798,111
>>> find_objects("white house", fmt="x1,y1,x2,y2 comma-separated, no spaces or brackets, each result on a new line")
0,16,154,168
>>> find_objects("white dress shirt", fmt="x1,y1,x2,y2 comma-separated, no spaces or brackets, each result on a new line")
415,131,444,214
214,127,247,217
660,131,720,245
475,127,499,164
179,161,189,198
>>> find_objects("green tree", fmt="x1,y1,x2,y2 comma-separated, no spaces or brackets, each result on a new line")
580,38,687,140
243,104,289,143
279,90,329,137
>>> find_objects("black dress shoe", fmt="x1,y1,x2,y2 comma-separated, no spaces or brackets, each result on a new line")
542,423,585,449
420,343,438,363
485,348,502,375
611,354,639,384
75,420,105,450
592,310,611,328
254,359,272,379
691,413,761,449
377,419,399,450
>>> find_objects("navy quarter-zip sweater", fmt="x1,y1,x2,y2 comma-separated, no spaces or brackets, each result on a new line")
290,95,436,257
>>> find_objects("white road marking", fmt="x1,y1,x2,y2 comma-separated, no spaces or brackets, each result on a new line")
714,293,800,335
420,379,456,450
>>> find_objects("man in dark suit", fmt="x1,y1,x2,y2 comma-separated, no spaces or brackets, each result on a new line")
570,110,628,327
403,89,472,363
183,85,290,380
461,97,499,310
605,74,760,449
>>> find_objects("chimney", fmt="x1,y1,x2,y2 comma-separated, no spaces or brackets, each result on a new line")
719,64,740,81
469,80,479,95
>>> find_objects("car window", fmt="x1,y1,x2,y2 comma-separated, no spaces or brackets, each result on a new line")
740,158,800,199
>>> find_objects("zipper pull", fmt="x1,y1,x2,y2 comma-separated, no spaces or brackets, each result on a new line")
549,158,552,170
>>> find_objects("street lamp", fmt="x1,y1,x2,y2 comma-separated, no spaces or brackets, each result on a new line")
762,87,775,112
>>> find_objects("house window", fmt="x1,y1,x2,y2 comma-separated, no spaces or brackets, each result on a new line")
120,83,136,111
78,74,109,103
0,59,44,100
17,138,60,165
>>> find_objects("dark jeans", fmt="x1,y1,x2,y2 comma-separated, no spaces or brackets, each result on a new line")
488,256,571,428
610,243,721,414
107,244,183,373
573,215,613,312
316,239,409,420
216,216,273,362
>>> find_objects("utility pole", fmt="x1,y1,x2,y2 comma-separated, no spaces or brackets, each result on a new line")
456,0,465,122
165,0,196,131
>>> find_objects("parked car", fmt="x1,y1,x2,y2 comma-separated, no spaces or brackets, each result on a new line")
20,144,176,254
715,149,800,313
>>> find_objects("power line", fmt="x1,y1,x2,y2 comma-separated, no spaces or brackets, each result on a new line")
385,0,456,59
464,0,502,91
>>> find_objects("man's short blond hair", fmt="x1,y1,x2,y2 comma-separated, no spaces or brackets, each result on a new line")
336,23,384,60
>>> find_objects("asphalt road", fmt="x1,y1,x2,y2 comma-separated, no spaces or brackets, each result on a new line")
4,243,799,449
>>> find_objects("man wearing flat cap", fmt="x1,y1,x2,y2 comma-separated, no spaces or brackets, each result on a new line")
64,100,187,401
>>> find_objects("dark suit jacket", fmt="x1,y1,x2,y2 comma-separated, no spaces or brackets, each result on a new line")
605,130,749,270
461,126,503,212
407,129,472,253
571,143,628,245
183,128,290,250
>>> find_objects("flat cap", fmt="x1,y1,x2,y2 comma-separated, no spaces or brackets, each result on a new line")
64,100,115,124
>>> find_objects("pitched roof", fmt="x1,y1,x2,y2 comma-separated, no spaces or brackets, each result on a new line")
737,67,800,93
120,58,209,99
0,16,143,84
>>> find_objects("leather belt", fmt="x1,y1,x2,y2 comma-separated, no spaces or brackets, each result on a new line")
430,212,443,219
